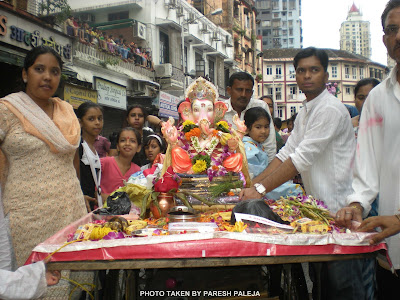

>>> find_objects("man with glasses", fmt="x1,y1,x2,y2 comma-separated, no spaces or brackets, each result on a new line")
335,1,400,298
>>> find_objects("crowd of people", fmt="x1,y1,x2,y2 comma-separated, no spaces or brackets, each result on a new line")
1,0,400,298
64,16,154,69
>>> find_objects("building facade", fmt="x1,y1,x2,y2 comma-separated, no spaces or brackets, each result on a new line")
259,48,388,121
255,0,302,50
188,0,258,77
339,3,371,59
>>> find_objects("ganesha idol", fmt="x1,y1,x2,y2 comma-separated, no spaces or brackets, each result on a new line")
161,77,251,187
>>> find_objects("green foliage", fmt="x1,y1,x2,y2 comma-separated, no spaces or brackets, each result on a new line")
233,25,246,36
38,0,72,25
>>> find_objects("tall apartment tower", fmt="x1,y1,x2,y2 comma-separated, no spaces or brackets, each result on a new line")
255,0,303,49
340,3,371,59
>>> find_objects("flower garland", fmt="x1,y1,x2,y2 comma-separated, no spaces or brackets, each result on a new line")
191,135,219,156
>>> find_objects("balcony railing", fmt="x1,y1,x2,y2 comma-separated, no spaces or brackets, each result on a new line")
74,42,154,78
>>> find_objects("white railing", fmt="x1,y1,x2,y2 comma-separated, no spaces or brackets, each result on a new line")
74,42,154,78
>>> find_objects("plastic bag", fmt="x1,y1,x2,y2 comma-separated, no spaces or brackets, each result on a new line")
93,192,132,215
230,199,289,225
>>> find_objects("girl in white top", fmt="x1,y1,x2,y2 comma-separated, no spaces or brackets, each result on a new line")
76,102,104,212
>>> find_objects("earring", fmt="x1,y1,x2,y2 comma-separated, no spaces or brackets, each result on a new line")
23,79,27,83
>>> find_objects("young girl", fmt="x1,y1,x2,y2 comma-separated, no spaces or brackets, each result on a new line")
109,104,163,166
244,107,303,199
243,107,271,178
76,102,104,212
141,134,167,170
100,127,141,199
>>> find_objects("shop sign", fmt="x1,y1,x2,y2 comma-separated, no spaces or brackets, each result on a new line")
95,77,126,110
0,11,71,60
159,91,179,119
64,83,98,109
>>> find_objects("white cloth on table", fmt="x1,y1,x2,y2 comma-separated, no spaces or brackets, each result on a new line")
276,89,355,214
222,97,276,163
346,66,400,269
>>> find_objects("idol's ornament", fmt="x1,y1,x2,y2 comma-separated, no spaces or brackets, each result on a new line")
160,77,251,186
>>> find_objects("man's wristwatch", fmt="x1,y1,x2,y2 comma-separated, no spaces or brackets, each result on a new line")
254,183,267,196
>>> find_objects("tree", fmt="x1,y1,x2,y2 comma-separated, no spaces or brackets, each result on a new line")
38,0,72,25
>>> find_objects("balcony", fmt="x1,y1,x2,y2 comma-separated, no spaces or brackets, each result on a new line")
74,42,154,79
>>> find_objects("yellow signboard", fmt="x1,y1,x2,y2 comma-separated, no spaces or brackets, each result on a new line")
64,83,98,109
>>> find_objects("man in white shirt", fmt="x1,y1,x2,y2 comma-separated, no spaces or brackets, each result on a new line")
240,47,366,300
336,1,400,297
223,72,276,162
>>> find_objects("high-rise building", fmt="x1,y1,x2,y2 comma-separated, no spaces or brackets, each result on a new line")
340,3,371,59
255,0,303,49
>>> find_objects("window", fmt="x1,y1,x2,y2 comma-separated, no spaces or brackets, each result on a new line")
345,87,351,95
290,106,297,116
267,87,273,95
331,65,337,78
208,60,215,84
184,46,188,73
159,31,169,64
262,20,271,27
195,52,205,77
345,65,350,79
108,11,129,21
352,66,357,79
266,65,273,75
289,86,297,95
289,65,295,78
275,87,282,100
359,67,364,79
275,65,282,78
277,106,283,118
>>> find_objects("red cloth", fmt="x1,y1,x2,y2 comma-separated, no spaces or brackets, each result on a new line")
154,166,179,192
100,157,140,194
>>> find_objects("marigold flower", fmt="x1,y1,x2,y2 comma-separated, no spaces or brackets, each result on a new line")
216,121,229,130
182,120,195,127
212,130,220,137
192,159,208,173
185,127,201,141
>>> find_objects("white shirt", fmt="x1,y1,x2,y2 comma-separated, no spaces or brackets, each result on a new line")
222,98,276,163
276,89,356,214
346,66,400,269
